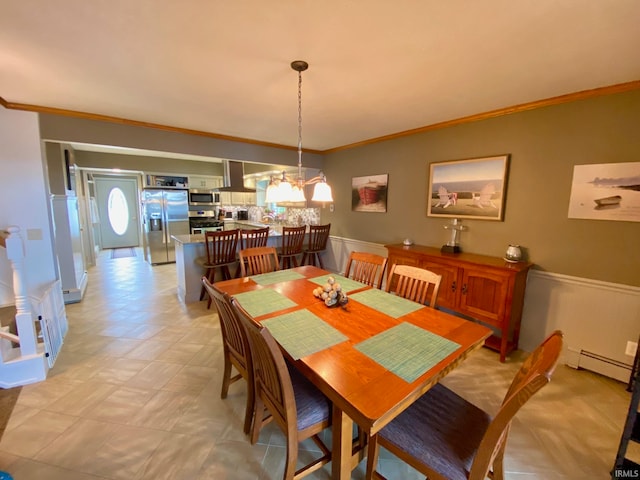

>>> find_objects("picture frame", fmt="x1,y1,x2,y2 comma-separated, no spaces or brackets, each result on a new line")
427,155,509,221
352,174,388,212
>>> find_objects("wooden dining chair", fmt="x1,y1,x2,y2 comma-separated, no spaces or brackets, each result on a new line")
365,330,564,480
278,225,307,269
202,277,254,435
386,263,442,308
230,296,333,480
344,251,388,289
238,246,280,277
240,227,270,249
300,223,331,268
197,229,240,308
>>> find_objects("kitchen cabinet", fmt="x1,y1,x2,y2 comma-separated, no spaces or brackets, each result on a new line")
230,192,256,205
188,175,223,189
385,244,532,362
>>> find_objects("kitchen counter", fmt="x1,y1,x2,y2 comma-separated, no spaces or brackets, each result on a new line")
223,220,283,235
172,232,309,303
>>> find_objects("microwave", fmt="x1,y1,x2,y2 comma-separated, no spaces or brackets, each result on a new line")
188,189,220,206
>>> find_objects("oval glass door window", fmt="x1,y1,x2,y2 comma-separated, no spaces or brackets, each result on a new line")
107,187,130,236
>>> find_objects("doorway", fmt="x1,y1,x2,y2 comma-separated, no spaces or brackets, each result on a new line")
94,176,141,249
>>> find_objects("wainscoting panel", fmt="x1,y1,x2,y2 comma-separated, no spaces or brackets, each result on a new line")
520,271,639,383
325,236,639,382
324,236,389,277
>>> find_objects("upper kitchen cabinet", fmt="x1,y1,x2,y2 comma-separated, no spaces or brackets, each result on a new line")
189,175,223,190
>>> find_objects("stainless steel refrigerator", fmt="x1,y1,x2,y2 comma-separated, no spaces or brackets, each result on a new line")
142,188,189,264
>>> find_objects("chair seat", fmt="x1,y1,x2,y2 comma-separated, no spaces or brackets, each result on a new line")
288,364,332,431
379,383,491,480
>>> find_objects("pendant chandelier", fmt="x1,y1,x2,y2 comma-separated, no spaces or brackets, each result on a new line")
265,60,333,204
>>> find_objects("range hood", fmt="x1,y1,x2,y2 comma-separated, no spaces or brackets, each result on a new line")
217,160,256,192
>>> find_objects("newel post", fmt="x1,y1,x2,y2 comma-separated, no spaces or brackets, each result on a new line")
5,226,37,355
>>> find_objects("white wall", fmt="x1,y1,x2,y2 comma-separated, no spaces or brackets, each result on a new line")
0,108,57,302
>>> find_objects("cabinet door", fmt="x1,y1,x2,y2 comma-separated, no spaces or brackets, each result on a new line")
230,192,245,205
458,266,510,326
419,260,459,310
189,176,207,188
219,192,231,205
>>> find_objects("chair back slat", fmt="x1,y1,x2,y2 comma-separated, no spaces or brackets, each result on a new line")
241,227,270,249
231,297,297,433
239,247,280,277
205,229,240,265
307,224,331,251
203,278,250,370
281,226,307,255
344,251,388,289
386,264,442,308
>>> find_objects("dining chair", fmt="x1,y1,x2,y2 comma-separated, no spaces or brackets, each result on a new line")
235,227,271,277
197,229,240,308
300,223,331,268
364,330,564,480
385,263,442,308
238,246,280,277
278,225,307,269
344,251,388,289
230,296,333,480
202,277,254,434
240,226,270,249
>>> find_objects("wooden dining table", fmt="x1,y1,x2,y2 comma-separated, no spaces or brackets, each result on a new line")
214,265,492,479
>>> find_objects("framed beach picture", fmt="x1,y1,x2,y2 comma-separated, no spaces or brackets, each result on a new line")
567,162,640,222
352,174,388,212
427,155,510,221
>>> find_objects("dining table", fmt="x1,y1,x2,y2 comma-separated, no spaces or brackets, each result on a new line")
214,265,492,479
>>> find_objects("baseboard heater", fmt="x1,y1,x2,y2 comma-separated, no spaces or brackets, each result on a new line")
566,347,633,384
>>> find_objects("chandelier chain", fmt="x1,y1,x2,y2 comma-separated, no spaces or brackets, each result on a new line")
297,69,303,178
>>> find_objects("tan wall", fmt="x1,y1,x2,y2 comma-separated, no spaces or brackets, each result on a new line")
36,90,640,286
321,89,640,286
38,114,324,169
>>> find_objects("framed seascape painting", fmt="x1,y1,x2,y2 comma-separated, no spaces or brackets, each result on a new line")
567,162,640,222
352,174,388,212
427,155,510,221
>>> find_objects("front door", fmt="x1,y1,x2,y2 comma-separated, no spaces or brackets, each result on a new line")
94,177,140,249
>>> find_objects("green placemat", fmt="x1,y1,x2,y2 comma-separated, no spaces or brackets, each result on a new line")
262,309,348,360
233,289,297,318
309,274,367,293
250,270,306,285
350,288,424,318
355,322,461,383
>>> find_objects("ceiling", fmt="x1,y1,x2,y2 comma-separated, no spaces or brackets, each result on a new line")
2,1,640,152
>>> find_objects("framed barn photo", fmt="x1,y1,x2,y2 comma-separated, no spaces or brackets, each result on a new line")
427,155,510,221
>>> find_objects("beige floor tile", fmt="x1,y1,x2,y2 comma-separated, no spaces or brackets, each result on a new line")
0,248,632,480
0,409,78,457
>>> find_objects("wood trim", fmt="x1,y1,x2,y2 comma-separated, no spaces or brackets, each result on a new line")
0,97,322,155
324,80,640,153
2,79,639,154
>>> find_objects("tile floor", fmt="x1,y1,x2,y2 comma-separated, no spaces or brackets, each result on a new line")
0,248,633,479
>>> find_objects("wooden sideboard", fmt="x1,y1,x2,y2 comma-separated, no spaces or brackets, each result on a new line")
385,244,532,362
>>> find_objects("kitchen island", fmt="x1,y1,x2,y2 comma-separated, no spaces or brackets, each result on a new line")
172,227,304,304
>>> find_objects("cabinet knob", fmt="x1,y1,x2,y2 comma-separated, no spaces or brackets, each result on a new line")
451,281,456,292
461,284,468,294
